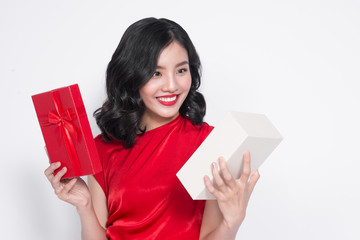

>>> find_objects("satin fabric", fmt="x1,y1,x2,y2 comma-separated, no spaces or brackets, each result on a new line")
94,116,213,239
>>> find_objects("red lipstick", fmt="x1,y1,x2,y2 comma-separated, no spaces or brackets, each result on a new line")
156,94,179,106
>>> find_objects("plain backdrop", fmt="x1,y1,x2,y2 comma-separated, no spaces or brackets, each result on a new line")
1,0,359,239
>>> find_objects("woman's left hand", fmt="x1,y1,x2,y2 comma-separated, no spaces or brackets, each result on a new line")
204,151,260,229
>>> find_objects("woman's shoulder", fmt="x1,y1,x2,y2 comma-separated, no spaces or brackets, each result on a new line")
182,117,214,137
94,134,125,155
93,134,128,172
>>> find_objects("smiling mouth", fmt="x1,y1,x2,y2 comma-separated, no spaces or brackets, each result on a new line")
156,94,179,106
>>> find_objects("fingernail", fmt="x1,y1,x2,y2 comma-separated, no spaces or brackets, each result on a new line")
212,162,216,169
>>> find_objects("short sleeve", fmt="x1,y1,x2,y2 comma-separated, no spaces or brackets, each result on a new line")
93,170,106,194
92,134,108,195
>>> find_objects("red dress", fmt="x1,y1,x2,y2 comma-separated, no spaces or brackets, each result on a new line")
93,116,213,239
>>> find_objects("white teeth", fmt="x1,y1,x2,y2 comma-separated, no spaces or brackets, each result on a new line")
157,96,177,102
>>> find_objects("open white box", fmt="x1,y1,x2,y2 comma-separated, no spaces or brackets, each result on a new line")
177,111,283,200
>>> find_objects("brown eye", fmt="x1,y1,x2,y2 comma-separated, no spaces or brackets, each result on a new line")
153,72,161,77
177,68,188,74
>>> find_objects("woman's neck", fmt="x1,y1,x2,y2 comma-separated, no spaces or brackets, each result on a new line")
140,112,180,132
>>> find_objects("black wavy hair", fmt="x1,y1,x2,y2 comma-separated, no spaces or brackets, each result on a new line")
94,17,206,148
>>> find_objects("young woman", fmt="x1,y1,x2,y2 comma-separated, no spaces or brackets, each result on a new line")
44,17,260,240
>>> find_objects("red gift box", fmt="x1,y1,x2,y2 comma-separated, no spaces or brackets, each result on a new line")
32,84,102,179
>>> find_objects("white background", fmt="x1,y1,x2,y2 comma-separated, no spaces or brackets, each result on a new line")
1,0,359,239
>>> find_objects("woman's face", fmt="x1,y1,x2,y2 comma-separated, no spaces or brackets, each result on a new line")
139,41,191,131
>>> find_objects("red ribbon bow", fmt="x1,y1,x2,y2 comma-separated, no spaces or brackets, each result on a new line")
41,91,81,176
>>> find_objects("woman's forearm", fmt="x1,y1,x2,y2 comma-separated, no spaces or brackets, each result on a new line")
77,202,107,240
201,220,241,240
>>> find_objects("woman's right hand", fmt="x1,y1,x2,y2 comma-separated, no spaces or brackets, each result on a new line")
44,162,92,210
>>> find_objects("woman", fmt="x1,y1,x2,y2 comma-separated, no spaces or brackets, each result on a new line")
45,17,260,239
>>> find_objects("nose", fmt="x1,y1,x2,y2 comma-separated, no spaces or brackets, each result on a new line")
162,73,178,93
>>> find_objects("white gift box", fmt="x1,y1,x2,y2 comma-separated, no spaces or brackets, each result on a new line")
177,111,283,200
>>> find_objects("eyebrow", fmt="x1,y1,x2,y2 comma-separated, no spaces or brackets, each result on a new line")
156,61,189,69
